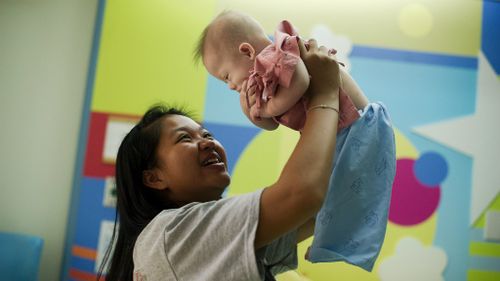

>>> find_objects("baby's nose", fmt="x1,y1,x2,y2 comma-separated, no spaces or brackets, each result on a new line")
228,82,237,90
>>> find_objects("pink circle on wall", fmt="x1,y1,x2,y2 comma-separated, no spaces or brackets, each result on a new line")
389,158,441,226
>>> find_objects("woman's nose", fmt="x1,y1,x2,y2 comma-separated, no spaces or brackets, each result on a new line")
199,138,215,150
228,82,237,90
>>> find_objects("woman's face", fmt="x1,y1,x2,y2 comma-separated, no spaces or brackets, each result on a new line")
150,114,230,206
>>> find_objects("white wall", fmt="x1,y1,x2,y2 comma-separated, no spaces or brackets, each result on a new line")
0,0,97,280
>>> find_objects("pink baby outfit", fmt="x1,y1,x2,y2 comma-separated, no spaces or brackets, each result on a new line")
246,20,359,131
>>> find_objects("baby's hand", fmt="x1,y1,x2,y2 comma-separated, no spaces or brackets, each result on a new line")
250,105,262,121
240,80,261,121
239,79,279,131
240,80,256,107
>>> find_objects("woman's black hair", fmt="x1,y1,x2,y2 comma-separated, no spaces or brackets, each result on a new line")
97,104,193,281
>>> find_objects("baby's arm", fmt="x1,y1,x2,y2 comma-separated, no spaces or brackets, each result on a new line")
254,59,310,118
240,91,279,130
340,68,369,109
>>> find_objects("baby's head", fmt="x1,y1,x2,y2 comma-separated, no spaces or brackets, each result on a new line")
194,10,271,92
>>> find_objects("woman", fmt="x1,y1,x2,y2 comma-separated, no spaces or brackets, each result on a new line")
98,39,342,281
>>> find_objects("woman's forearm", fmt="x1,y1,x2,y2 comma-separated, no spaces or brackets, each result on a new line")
254,39,343,249
278,90,340,209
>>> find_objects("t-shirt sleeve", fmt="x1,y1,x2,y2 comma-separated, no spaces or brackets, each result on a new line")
255,230,298,276
134,189,297,281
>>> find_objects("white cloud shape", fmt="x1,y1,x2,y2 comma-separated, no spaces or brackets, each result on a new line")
378,237,447,281
309,24,353,72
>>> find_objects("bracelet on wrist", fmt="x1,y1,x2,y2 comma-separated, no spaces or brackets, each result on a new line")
307,104,339,114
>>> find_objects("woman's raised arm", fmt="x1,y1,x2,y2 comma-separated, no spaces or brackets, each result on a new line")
255,39,341,249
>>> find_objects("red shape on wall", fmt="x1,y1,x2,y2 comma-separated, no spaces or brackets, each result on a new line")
84,112,114,177
84,111,139,178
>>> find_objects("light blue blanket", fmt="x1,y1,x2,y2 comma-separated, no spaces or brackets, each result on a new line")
307,102,396,271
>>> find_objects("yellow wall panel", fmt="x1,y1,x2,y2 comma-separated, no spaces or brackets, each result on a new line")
217,0,481,56
91,0,217,116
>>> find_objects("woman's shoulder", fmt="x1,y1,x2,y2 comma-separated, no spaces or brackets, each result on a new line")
142,189,264,236
133,189,267,280
172,189,261,212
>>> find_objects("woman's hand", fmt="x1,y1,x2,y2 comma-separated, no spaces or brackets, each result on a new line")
298,38,341,101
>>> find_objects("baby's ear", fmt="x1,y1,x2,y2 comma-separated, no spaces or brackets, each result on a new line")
238,43,256,59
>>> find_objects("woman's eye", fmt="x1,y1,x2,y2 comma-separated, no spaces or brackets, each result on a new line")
203,132,214,139
178,134,191,142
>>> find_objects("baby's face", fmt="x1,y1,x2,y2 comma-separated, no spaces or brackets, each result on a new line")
203,45,254,94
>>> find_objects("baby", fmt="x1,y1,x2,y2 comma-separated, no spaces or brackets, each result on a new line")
196,11,369,132
196,10,396,272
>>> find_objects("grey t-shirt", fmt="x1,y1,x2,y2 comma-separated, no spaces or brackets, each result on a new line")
133,189,298,281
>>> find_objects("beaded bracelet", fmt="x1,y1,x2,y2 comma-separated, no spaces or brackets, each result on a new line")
307,104,339,114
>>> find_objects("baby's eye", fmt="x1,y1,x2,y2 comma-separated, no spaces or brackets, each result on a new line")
203,132,214,139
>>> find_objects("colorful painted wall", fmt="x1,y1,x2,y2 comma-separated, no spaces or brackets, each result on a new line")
62,0,500,280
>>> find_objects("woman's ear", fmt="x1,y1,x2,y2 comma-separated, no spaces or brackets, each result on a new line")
143,169,168,190
238,42,256,60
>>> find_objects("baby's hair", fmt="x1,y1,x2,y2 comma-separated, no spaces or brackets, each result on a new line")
193,10,266,64
193,20,211,64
